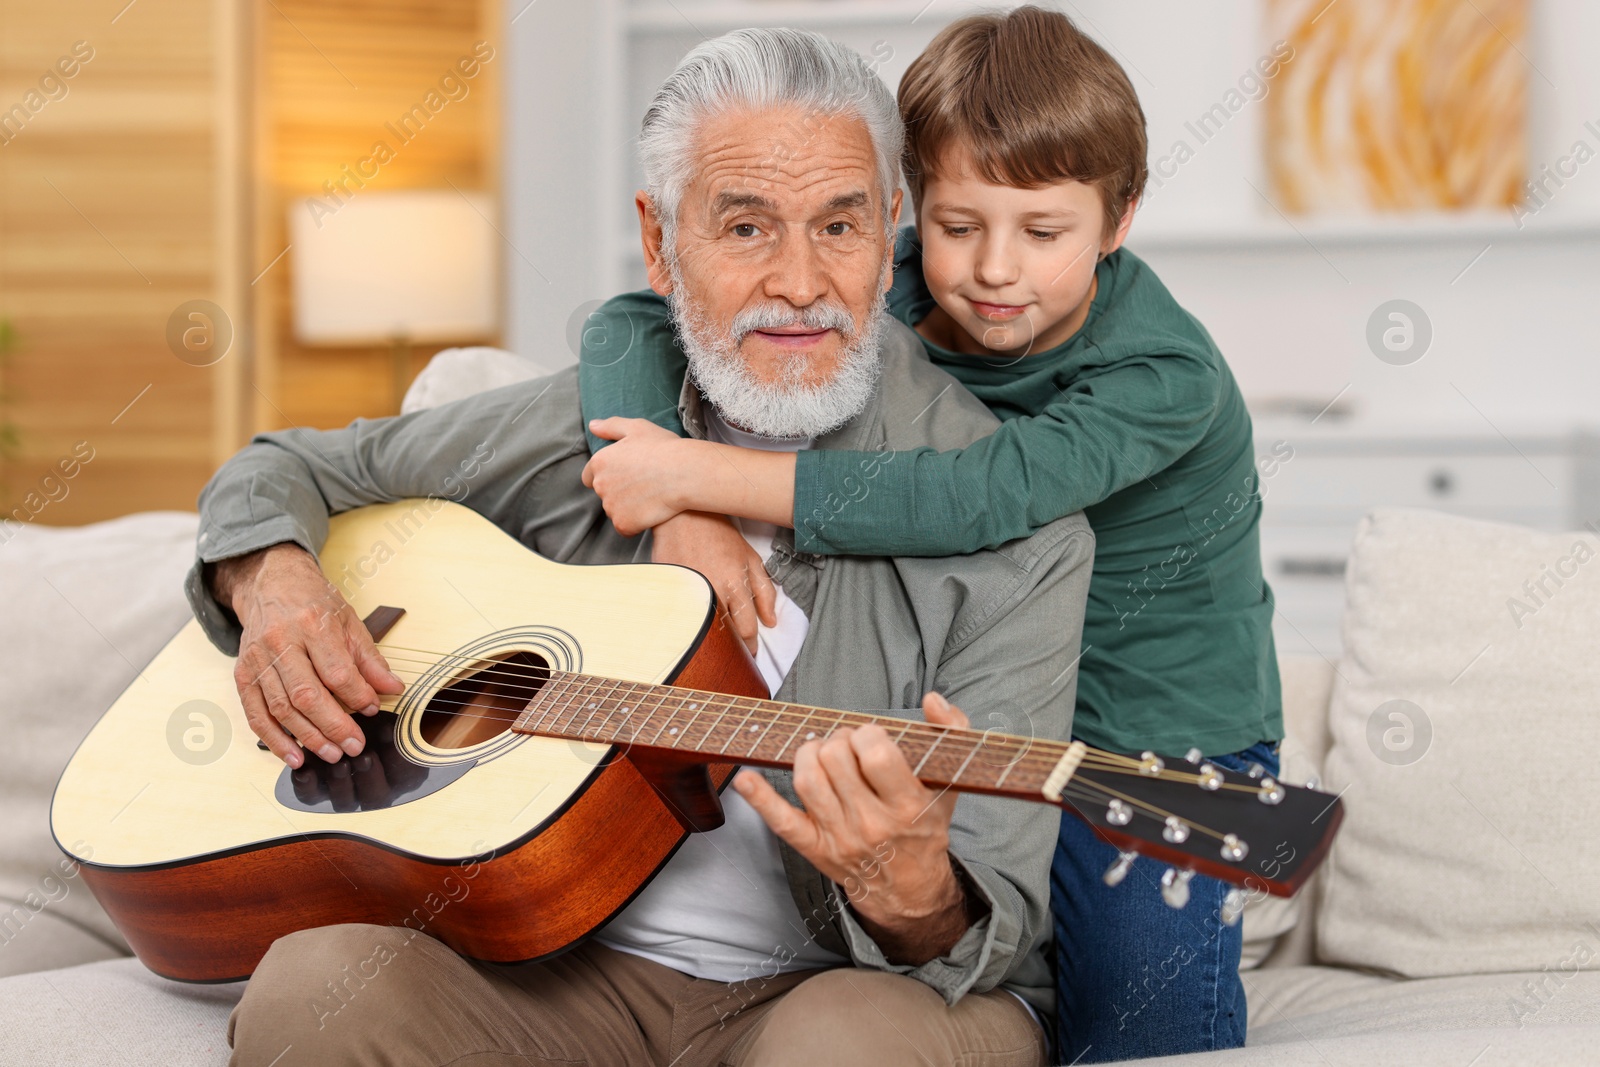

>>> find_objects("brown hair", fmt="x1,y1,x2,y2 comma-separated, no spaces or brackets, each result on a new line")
898,5,1148,237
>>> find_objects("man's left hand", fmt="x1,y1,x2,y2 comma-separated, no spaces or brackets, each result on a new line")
733,691,982,966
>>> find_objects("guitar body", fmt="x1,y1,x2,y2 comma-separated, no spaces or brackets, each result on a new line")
51,500,767,982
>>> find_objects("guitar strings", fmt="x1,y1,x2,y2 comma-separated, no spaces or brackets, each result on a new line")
362,646,1250,794
345,646,1268,798
267,647,1242,847
367,646,1111,775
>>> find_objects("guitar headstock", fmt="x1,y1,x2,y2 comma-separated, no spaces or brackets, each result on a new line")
1058,749,1342,921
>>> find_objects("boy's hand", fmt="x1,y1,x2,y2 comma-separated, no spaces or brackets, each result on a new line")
582,417,692,535
653,511,777,653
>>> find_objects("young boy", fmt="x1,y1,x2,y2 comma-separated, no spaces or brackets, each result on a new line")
579,8,1281,1062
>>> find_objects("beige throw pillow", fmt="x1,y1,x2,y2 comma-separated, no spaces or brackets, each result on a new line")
1316,508,1600,977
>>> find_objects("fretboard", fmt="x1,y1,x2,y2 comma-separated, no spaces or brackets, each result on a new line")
509,669,1063,800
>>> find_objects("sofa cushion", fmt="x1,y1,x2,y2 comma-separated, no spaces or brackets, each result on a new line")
400,345,547,414
1316,508,1600,977
1246,964,1600,1040
0,511,200,977
1134,1025,1600,1066
1239,654,1334,970
0,957,238,1066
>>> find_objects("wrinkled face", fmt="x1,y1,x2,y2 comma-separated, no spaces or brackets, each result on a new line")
916,144,1134,358
638,104,901,437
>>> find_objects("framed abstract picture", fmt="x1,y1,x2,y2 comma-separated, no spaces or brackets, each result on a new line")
1266,0,1529,213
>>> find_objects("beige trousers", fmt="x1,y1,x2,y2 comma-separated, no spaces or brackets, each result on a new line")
226,923,1047,1067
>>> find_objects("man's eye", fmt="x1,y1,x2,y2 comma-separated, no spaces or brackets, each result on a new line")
824,221,852,236
732,223,759,238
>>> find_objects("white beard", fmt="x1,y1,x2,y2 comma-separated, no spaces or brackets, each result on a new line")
666,259,888,440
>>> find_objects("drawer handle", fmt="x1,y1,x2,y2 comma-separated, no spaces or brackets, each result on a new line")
1428,469,1455,497
1277,557,1347,578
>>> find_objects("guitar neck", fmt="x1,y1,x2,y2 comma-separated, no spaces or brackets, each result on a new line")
509,669,1061,803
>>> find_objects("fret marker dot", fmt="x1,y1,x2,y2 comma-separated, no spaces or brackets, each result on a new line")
668,727,678,735
587,702,597,709
688,703,698,710
749,724,760,732
622,706,630,713
805,732,816,741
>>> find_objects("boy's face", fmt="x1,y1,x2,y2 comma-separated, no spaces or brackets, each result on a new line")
916,146,1134,358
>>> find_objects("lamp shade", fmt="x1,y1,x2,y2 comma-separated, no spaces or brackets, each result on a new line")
288,189,498,345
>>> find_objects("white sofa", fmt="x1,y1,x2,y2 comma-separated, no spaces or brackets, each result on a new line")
3,487,1597,1063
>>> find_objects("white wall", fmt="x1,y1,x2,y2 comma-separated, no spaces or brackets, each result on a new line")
504,0,1600,427
502,0,610,370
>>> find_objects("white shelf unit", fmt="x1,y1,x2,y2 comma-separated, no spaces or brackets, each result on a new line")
596,0,1021,296
1253,422,1600,661
1128,210,1600,252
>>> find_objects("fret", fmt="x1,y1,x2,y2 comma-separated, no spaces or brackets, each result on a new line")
624,685,672,747
640,687,684,748
521,671,573,732
944,733,982,788
911,729,946,775
588,679,643,742
575,677,627,737
993,739,1029,790
741,713,774,759
547,672,592,732
772,709,817,761
669,694,710,749
649,689,700,746
717,697,763,755
559,674,604,730
693,696,736,755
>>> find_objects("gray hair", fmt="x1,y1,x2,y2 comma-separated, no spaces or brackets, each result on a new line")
638,28,903,253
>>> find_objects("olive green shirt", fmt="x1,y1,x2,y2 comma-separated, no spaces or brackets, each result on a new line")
184,319,1094,1025
578,227,1281,757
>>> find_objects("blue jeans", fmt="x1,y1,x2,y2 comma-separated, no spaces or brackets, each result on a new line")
1051,740,1280,1064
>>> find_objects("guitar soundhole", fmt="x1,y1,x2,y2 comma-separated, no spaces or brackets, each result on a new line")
420,650,550,750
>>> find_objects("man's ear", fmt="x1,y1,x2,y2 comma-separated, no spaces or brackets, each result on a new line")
1102,195,1139,258
637,191,673,295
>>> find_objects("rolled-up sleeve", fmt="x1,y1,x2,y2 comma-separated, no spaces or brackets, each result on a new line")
184,370,592,654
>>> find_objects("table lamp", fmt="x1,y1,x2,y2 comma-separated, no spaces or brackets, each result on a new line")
289,188,498,411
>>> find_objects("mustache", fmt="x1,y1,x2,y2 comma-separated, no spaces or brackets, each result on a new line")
729,300,857,343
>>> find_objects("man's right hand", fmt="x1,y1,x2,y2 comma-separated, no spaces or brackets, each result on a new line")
209,543,405,768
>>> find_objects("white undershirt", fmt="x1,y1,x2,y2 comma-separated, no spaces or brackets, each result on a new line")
595,411,847,981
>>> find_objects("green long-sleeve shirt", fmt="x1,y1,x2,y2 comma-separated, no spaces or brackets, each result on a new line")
579,228,1281,756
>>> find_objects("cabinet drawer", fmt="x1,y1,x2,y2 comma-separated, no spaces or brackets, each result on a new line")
1259,451,1571,528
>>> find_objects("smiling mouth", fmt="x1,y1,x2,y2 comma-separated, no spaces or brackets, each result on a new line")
969,300,1029,320
750,328,833,347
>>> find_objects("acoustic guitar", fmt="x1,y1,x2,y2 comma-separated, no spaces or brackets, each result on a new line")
52,499,1342,982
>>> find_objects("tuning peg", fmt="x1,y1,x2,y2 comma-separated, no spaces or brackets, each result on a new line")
1219,833,1248,862
1138,750,1165,776
1162,815,1190,843
1196,762,1224,791
1304,774,1322,791
1246,762,1266,779
1160,867,1193,909
1105,798,1133,826
1185,747,1203,764
1257,777,1286,805
1220,887,1246,926
1102,850,1138,887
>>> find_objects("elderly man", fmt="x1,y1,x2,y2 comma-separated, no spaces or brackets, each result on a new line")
195,27,1092,1067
